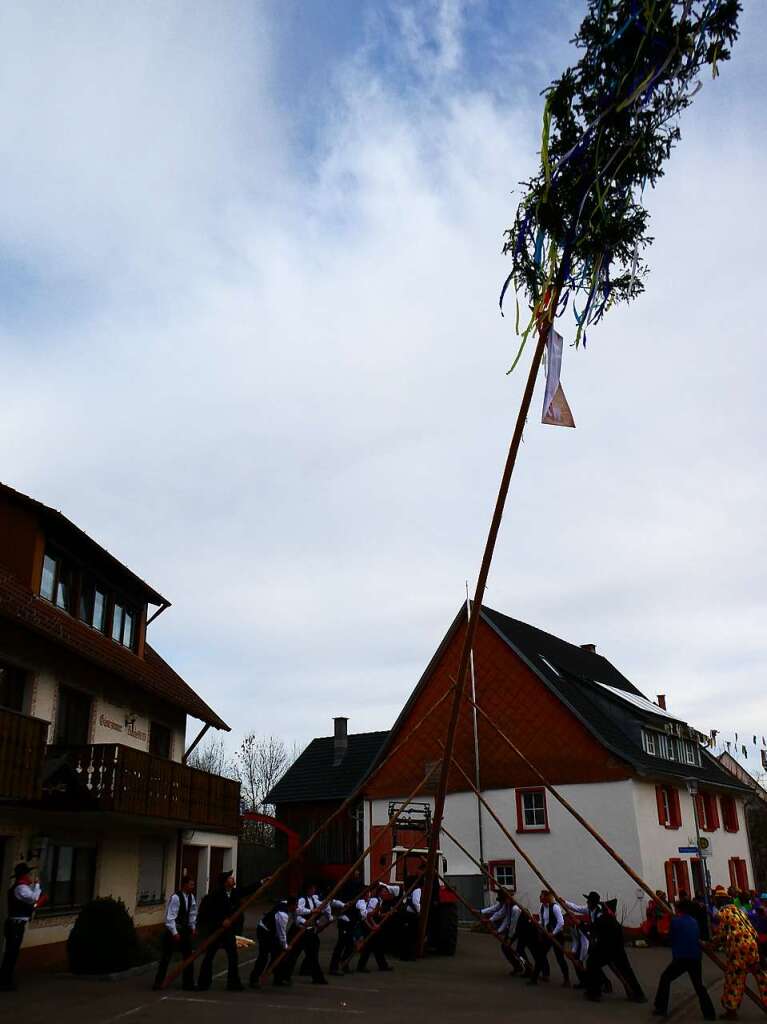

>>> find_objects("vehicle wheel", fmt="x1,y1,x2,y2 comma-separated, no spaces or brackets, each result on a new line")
430,903,458,955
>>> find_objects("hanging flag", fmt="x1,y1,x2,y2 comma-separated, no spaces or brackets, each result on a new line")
754,735,757,745
542,327,576,427
710,729,718,743
726,741,731,750
742,744,748,757
762,750,767,770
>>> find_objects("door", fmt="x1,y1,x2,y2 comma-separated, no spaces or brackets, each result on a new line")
55,686,92,745
209,846,226,886
181,845,201,887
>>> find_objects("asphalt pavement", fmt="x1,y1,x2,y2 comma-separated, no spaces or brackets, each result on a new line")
3,930,765,1024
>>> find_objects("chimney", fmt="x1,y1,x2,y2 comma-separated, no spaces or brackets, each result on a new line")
333,717,349,767
656,694,667,710
580,643,597,654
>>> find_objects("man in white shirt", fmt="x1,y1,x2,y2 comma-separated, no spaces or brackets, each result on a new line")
0,862,44,992
153,876,198,991
357,886,394,973
529,889,570,986
249,896,297,988
400,875,422,961
480,890,527,974
293,885,328,985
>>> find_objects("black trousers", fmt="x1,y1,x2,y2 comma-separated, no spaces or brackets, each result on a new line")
294,930,325,983
585,943,645,1001
249,928,288,986
399,913,418,961
0,920,26,988
154,928,195,989
330,920,355,972
197,930,241,990
532,934,570,983
358,928,389,971
654,957,716,1020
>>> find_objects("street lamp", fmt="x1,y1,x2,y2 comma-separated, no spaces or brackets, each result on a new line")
686,778,712,915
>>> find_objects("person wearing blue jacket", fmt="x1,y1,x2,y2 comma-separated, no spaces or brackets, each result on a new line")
653,899,716,1020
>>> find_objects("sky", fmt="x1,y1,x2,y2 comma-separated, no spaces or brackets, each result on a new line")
1,1,765,769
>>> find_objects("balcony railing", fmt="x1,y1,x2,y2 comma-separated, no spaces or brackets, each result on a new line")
0,706,48,802
47,743,241,832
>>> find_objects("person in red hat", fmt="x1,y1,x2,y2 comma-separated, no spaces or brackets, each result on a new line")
0,862,47,991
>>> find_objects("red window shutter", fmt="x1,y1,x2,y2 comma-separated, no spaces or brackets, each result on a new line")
665,860,676,901
706,794,720,830
670,788,682,829
695,794,706,829
736,859,749,890
678,860,690,897
728,858,738,887
721,796,738,833
656,785,667,825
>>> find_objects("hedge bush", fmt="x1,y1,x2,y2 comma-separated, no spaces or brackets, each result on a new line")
67,897,140,975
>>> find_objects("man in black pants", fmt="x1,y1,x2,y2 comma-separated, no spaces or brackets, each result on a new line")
153,876,198,991
653,900,716,1020
529,890,570,987
357,886,394,973
197,871,245,992
249,897,296,988
583,899,646,1003
0,863,44,992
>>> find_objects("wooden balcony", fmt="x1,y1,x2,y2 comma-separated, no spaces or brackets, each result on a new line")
0,706,48,802
46,743,241,832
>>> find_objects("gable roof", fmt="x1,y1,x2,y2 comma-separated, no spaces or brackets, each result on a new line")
0,565,228,730
0,480,168,607
480,605,750,793
268,730,389,805
364,603,750,796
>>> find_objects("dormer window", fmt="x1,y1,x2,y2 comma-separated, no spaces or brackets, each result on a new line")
111,603,136,650
79,581,107,633
642,727,701,767
41,551,72,611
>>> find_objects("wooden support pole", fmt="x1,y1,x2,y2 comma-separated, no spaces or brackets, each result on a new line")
466,693,767,1014
260,762,442,984
416,297,557,957
160,684,454,991
440,823,578,967
448,755,563,902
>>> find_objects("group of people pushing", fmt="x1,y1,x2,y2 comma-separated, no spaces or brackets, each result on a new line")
479,883,767,1020
152,869,424,993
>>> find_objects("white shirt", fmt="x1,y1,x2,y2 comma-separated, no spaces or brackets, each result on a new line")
570,927,589,962
540,902,565,936
406,887,422,914
165,891,197,935
257,907,290,948
297,894,328,928
9,883,41,922
564,899,600,923
331,898,349,923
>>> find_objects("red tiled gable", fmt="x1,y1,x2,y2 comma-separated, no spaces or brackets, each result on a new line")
0,566,228,730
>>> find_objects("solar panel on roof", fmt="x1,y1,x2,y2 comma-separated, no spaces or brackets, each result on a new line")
593,680,679,720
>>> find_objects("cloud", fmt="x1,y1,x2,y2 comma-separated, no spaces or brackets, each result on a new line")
0,1,765,759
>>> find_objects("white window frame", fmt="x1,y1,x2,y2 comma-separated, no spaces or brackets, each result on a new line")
521,790,547,830
492,861,516,891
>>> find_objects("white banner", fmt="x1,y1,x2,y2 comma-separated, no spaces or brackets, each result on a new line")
542,326,575,428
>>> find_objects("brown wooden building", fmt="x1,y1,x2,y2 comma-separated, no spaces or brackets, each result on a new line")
0,481,240,965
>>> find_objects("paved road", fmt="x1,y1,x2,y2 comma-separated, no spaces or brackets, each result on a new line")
4,931,765,1024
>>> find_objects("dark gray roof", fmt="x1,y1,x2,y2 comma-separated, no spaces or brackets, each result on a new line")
481,605,751,794
268,730,389,805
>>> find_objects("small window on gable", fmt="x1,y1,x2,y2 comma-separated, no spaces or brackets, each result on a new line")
516,788,548,833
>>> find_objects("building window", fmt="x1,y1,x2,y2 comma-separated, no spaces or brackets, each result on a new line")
658,733,677,761
0,660,25,712
149,722,172,760
55,685,92,746
690,858,706,898
655,784,682,829
40,551,72,611
728,857,749,891
720,795,739,833
695,792,720,832
79,582,107,633
664,858,690,902
516,788,548,832
111,603,136,649
642,730,657,756
137,838,167,905
680,739,701,767
41,843,97,912
489,860,516,892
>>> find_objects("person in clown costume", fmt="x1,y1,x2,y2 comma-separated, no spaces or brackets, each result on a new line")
709,886,767,1020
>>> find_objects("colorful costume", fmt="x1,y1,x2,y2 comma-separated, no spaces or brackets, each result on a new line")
717,904,767,1012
